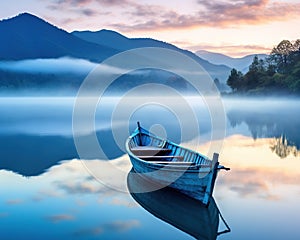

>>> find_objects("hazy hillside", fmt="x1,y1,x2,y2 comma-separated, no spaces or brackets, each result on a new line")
73,30,232,84
73,29,189,51
196,50,267,72
0,13,118,62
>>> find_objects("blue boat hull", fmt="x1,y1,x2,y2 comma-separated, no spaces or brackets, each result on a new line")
128,154,219,204
125,123,222,206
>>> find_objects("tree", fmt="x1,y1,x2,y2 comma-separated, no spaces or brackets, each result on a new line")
293,39,300,52
225,39,300,95
227,68,244,91
270,40,293,74
249,55,259,72
244,56,268,90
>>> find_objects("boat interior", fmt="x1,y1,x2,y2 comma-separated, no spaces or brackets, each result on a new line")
128,129,212,168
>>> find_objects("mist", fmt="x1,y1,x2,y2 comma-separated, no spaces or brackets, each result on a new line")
0,57,97,74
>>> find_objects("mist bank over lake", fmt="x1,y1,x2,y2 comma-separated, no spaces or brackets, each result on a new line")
0,57,226,96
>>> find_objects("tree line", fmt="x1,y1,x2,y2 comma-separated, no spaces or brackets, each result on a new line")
227,39,300,94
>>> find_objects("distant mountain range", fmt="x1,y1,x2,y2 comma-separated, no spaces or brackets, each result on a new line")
73,30,233,85
0,13,232,88
196,50,268,73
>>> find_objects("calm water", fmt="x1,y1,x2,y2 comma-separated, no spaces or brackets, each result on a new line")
0,96,299,239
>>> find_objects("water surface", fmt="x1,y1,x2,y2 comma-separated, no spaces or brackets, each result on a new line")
0,97,299,239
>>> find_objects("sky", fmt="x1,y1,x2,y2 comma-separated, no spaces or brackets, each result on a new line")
1,0,300,57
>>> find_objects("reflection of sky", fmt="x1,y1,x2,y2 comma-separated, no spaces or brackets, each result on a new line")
1,134,300,239
204,136,300,240
0,158,191,239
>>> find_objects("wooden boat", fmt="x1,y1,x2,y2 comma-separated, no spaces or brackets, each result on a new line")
127,169,230,240
125,122,229,206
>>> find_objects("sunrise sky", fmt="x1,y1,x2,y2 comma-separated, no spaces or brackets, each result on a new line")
1,0,300,57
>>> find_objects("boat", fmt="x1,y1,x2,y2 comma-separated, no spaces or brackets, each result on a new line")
127,169,231,240
125,122,229,206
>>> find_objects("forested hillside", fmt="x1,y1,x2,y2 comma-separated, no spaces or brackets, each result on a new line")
227,40,300,95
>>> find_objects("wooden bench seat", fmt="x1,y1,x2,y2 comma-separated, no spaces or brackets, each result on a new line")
131,146,172,156
137,155,184,161
150,161,196,165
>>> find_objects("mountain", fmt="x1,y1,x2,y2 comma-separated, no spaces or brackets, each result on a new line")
0,13,232,91
72,30,231,84
0,13,118,62
72,29,189,51
196,50,268,72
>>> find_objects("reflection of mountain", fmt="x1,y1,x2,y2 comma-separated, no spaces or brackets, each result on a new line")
0,128,124,177
0,134,78,176
0,121,192,177
127,169,230,239
227,102,300,158
0,97,212,177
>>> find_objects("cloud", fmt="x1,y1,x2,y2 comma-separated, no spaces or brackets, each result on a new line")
127,4,162,17
47,0,124,20
47,158,132,198
109,197,138,208
81,8,97,16
229,180,279,200
95,0,129,6
32,189,63,202
197,44,271,52
46,0,300,34
193,135,300,201
189,44,272,57
73,227,103,237
72,220,140,237
218,166,300,200
45,214,75,223
102,219,140,232
55,180,102,194
53,0,93,6
109,0,300,32
196,0,291,26
50,0,128,7
6,199,23,205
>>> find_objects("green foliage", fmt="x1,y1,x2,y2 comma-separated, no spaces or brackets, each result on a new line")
227,68,244,92
227,39,300,95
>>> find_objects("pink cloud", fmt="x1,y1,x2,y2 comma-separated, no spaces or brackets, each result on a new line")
109,0,300,31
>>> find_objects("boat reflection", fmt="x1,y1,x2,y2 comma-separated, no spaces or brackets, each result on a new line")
127,169,230,240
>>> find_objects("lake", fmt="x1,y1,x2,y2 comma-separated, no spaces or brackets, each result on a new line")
0,96,299,239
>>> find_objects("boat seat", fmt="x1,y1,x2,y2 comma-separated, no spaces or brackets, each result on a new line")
199,164,211,168
137,155,184,161
131,146,172,156
150,161,196,165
